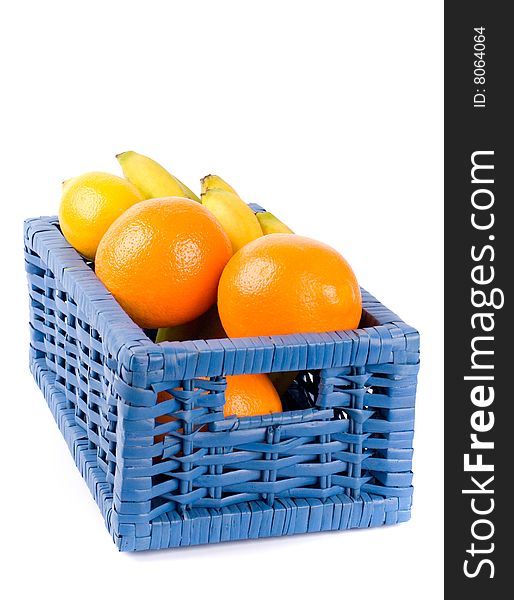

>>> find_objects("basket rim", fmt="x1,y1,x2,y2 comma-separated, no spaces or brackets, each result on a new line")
24,215,418,377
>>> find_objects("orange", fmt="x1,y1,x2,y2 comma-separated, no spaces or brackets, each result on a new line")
59,171,145,259
155,374,281,439
95,197,232,329
223,374,282,417
218,233,362,337
153,374,282,461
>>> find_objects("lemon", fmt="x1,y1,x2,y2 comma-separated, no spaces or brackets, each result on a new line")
58,172,145,259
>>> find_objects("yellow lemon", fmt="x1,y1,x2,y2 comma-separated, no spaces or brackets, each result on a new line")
58,171,145,259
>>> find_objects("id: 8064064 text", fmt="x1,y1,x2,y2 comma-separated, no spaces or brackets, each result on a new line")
473,27,486,108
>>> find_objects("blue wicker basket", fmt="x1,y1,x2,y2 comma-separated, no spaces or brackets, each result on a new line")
24,210,420,551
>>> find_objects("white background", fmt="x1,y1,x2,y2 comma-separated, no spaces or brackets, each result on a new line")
1,1,443,598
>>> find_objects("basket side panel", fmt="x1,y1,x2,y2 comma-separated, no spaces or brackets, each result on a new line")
111,325,419,550
318,322,419,513
24,219,127,535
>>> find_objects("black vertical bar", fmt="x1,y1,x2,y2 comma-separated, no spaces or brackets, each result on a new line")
445,2,511,596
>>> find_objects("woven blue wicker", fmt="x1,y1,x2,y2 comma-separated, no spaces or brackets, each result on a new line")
24,212,419,551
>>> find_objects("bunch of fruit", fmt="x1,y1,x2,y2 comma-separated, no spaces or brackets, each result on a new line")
59,151,362,419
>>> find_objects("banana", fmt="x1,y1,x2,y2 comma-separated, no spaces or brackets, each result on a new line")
116,151,200,202
178,180,202,203
201,174,238,195
156,304,227,343
155,319,202,343
201,174,293,236
201,188,262,253
256,211,294,234
196,304,227,339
